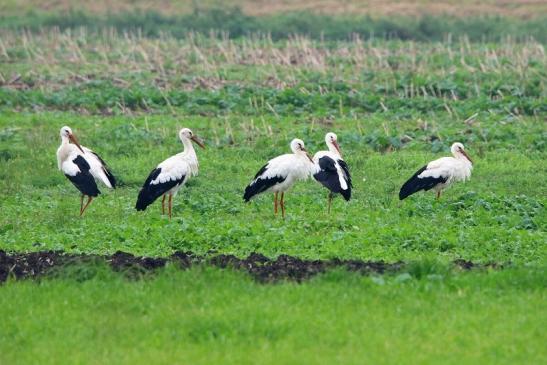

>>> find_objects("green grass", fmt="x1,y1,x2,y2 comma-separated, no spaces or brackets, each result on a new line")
1,266,545,364
0,111,545,263
1,32,545,116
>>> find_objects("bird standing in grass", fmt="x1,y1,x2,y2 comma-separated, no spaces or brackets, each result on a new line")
313,132,352,212
135,128,205,219
399,142,473,200
243,138,315,218
56,126,116,216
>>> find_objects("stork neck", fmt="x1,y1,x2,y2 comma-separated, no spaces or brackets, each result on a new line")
181,138,196,158
327,141,341,157
61,135,70,145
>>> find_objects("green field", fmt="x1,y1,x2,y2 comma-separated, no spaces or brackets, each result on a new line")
0,7,546,364
0,111,545,263
1,267,546,364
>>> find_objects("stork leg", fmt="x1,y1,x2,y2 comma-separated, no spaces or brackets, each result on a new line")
436,190,442,200
280,192,286,219
80,194,85,215
80,196,94,216
168,194,173,219
274,192,279,216
161,195,166,215
327,192,333,213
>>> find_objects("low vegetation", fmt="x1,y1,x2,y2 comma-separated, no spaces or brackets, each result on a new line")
1,266,546,364
0,111,544,263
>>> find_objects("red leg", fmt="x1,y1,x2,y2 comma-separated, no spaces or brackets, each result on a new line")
162,195,166,215
280,192,286,219
80,194,84,215
436,190,441,200
274,192,278,215
168,194,173,219
80,196,93,216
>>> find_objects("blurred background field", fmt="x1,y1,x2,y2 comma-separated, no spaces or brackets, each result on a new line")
2,0,547,17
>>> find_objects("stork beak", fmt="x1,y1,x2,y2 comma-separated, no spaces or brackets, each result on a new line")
460,149,473,164
302,148,314,163
191,135,205,149
332,141,342,157
68,133,85,154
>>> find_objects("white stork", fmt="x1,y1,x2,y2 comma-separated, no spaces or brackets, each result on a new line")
399,142,473,200
313,132,352,212
135,128,204,218
56,126,116,216
243,138,315,218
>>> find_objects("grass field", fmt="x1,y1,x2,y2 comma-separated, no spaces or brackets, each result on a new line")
0,111,545,263
1,266,546,364
0,8,546,364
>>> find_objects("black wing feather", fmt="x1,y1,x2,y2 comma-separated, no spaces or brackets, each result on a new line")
313,156,352,201
65,155,100,197
399,165,448,200
243,164,286,202
135,168,185,211
90,151,117,188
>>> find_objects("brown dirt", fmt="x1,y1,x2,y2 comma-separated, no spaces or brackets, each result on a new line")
0,250,502,284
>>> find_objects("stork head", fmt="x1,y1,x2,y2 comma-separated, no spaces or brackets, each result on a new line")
325,132,342,156
451,142,472,164
179,128,205,149
60,126,84,154
60,126,72,138
290,138,313,163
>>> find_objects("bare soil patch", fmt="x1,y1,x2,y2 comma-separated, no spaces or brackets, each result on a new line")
0,250,503,284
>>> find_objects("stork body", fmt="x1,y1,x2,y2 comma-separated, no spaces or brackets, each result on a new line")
56,126,116,216
243,139,314,218
135,128,204,218
313,132,352,212
399,142,473,200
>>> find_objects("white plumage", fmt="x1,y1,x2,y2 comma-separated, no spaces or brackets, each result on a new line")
243,138,315,217
135,128,204,218
399,142,473,200
313,132,352,211
82,147,116,189
56,126,116,216
59,150,83,177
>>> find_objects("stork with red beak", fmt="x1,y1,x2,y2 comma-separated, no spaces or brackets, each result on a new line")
243,138,315,218
313,132,352,212
135,128,205,218
56,126,116,216
399,142,473,200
